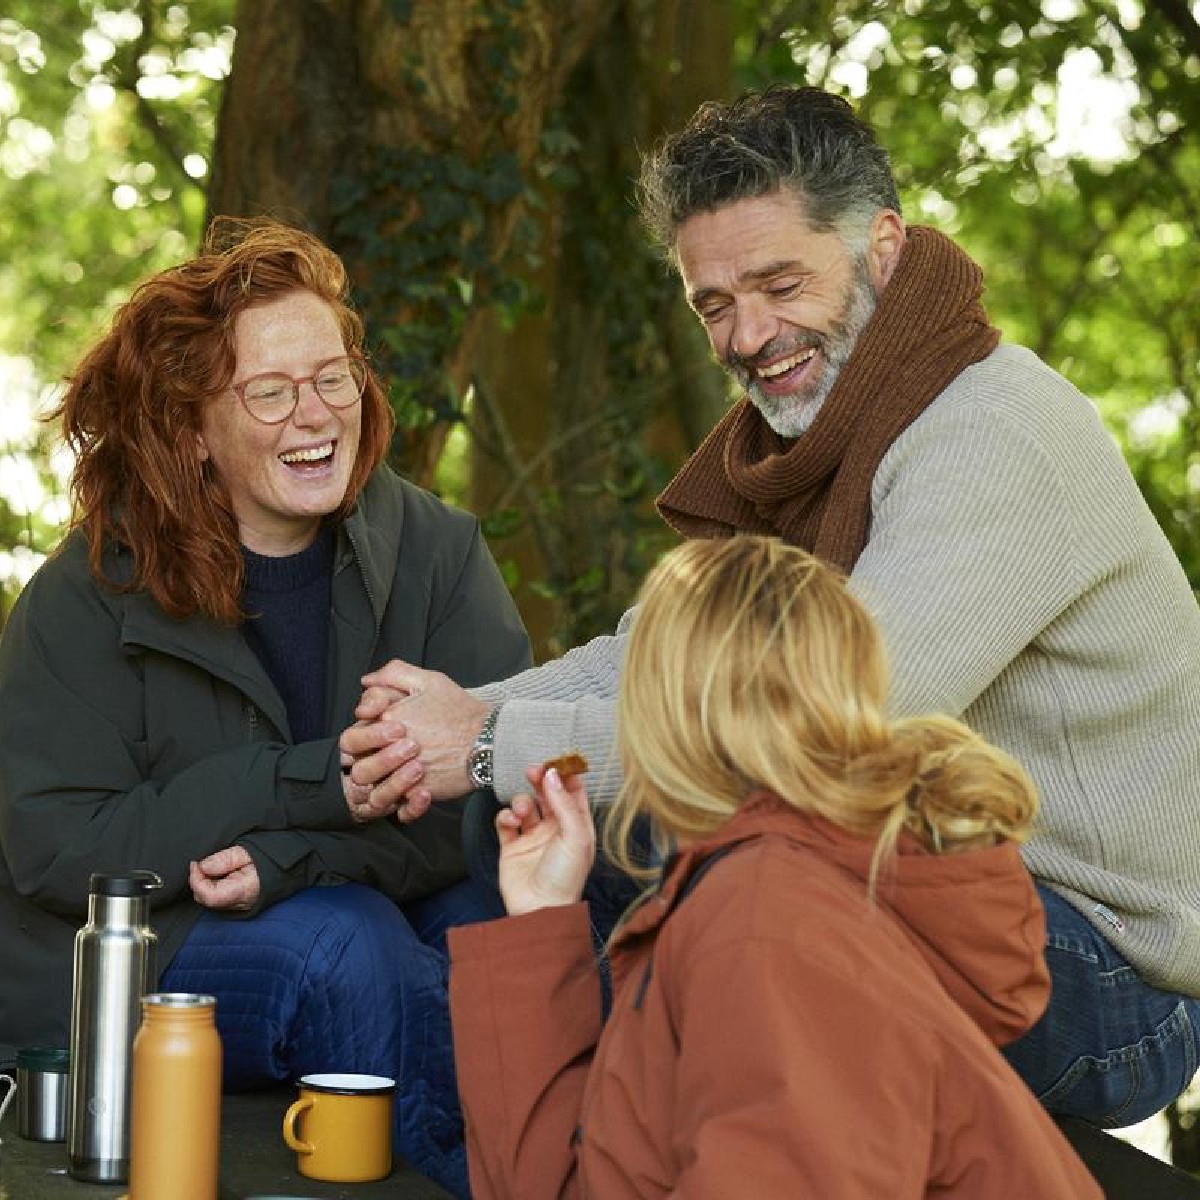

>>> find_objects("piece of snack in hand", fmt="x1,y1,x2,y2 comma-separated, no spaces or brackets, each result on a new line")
543,751,589,780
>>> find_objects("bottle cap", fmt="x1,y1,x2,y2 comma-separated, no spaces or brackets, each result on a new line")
88,870,164,896
142,993,216,1009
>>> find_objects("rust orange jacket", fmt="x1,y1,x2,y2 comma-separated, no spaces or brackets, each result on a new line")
448,795,1101,1199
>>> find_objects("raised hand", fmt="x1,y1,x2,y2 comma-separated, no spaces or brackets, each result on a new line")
497,765,596,917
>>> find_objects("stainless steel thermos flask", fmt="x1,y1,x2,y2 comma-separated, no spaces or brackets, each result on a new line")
67,869,163,1183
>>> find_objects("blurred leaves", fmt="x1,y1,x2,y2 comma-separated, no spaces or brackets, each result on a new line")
0,0,232,378
0,0,1198,636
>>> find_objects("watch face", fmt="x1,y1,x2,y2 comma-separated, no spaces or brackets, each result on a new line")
468,749,492,788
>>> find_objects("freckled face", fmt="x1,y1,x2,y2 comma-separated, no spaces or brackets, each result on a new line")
197,291,362,556
676,191,880,438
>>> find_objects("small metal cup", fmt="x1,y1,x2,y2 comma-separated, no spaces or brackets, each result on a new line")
16,1047,70,1142
0,1071,15,1140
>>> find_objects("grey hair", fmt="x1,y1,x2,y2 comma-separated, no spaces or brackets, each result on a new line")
637,86,900,262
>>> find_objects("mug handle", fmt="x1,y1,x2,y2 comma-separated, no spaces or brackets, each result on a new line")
0,1073,15,1144
282,1096,314,1154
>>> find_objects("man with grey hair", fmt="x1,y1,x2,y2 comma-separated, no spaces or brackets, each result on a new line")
342,85,1200,1128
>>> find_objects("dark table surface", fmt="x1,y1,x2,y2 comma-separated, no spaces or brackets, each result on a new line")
9,1088,1197,1198
0,1088,453,1200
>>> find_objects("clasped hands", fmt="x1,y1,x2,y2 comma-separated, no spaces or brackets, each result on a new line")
193,660,479,913
339,658,596,916
193,663,594,918
339,659,597,916
337,659,490,824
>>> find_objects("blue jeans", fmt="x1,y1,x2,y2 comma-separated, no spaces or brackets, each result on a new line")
161,878,503,1199
1003,884,1200,1127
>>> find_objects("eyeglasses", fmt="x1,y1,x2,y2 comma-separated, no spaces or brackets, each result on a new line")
230,355,368,425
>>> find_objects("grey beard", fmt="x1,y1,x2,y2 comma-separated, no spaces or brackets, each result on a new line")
745,262,878,439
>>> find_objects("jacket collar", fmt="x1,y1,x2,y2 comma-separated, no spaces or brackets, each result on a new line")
114,467,405,735
615,793,806,943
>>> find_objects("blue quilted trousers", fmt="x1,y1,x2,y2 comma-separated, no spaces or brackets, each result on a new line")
160,879,502,1198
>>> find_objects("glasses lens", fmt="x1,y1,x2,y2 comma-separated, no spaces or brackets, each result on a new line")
240,375,295,423
314,357,366,407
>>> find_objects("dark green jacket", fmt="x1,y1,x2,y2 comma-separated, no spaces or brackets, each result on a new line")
0,467,531,1045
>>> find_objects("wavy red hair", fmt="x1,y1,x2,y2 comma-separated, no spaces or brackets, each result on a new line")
55,217,395,624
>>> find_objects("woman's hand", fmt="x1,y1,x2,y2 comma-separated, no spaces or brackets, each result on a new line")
340,751,431,825
339,661,491,804
189,845,261,912
497,765,595,916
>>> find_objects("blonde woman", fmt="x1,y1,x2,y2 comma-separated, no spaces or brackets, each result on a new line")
448,536,1101,1199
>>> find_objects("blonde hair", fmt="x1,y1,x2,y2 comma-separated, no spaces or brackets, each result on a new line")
606,536,1037,883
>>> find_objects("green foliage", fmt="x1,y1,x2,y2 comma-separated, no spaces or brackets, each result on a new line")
0,1,232,380
1,0,1198,638
0,1,232,614
331,144,529,431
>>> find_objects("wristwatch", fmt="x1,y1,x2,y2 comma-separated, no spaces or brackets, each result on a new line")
467,705,502,791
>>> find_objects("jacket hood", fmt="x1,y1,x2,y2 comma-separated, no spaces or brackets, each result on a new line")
645,793,1049,1047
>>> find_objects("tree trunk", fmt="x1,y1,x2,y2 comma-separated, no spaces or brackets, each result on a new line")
469,0,733,656
208,0,613,485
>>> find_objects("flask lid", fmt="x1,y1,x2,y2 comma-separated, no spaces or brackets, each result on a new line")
89,870,163,897
16,1046,69,1072
143,992,216,1009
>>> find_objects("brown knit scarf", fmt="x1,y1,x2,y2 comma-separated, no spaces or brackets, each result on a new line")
656,226,1000,572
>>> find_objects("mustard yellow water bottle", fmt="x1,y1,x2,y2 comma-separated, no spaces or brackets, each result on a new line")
127,992,222,1200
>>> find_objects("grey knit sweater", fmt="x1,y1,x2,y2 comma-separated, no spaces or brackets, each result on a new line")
476,344,1200,996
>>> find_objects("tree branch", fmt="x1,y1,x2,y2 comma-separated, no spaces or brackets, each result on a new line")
1145,0,1200,61
466,374,566,579
110,0,199,192
1035,128,1185,359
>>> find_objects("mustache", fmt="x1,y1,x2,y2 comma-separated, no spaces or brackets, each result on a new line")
725,334,822,374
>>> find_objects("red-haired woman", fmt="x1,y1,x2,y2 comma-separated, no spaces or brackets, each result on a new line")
0,218,529,1197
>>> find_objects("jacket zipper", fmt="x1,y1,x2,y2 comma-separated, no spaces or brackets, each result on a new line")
341,522,382,637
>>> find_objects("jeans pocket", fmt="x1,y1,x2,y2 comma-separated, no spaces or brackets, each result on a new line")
1037,1050,1140,1126
1038,1001,1200,1128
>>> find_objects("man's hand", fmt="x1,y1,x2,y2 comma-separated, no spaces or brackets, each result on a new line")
189,845,261,912
497,765,595,916
339,661,492,808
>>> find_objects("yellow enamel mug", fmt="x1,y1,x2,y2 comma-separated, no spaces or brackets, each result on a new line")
281,1072,395,1183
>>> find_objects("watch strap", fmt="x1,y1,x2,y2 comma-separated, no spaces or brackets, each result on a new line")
467,705,502,790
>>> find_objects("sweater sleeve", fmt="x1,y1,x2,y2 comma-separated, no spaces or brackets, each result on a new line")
449,903,602,1200
850,401,1088,719
472,610,633,803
